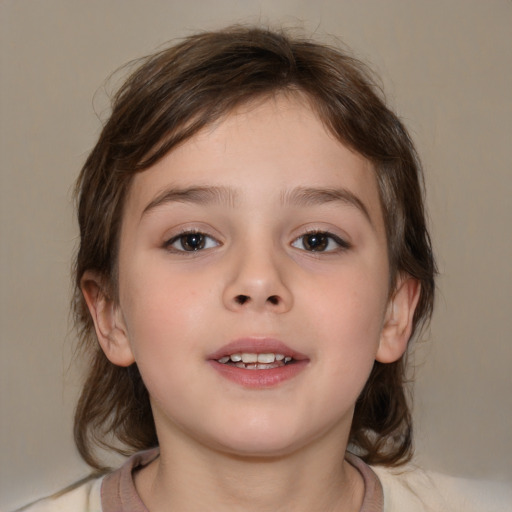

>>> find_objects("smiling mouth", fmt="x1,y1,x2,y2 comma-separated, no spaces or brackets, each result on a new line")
209,340,308,387
216,352,294,370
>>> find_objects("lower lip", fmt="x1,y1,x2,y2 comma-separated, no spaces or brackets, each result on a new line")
208,360,309,388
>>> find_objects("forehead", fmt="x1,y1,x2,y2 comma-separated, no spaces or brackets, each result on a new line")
123,95,384,232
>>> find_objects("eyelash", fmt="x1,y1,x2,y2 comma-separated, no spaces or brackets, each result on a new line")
164,230,220,253
164,229,350,254
291,230,351,253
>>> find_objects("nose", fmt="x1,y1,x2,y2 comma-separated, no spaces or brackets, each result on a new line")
222,244,293,314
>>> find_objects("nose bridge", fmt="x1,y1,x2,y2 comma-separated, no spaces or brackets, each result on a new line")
223,234,292,312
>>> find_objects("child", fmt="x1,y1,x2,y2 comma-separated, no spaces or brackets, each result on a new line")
18,26,510,512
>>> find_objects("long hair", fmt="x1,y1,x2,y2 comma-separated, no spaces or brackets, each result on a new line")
73,26,436,470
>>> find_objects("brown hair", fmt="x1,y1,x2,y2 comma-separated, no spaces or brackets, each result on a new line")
73,25,436,470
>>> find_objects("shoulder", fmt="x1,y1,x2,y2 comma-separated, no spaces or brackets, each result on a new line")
373,463,512,512
14,476,103,512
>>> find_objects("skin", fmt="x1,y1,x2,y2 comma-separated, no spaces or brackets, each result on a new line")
82,95,419,512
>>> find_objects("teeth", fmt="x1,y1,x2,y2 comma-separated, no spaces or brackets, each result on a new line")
246,363,283,370
216,352,294,366
241,353,258,363
257,353,275,363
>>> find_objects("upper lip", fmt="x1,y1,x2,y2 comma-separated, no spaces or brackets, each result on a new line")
207,337,308,361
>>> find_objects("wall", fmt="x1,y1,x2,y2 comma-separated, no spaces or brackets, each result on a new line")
1,1,511,509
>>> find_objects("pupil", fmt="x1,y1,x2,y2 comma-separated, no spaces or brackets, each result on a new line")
182,233,205,251
305,233,328,251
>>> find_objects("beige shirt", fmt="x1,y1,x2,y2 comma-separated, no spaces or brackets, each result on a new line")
16,450,512,512
100,449,383,511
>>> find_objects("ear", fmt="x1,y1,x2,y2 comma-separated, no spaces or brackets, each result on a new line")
81,270,135,367
376,276,421,363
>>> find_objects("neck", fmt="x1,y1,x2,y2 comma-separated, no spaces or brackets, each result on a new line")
135,428,364,512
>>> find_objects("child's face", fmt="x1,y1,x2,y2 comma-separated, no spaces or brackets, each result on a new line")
90,95,413,457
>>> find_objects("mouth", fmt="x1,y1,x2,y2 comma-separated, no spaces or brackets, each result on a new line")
208,338,308,387
216,352,294,370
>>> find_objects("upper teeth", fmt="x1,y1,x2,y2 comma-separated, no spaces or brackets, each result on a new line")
218,353,291,364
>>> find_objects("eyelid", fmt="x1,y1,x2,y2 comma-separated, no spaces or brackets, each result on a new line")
161,221,223,245
163,228,221,253
291,229,352,253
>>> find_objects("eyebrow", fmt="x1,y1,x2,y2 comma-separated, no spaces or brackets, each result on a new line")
142,184,373,226
280,186,373,226
142,186,238,216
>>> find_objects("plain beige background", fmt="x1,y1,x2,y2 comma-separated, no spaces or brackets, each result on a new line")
1,1,511,509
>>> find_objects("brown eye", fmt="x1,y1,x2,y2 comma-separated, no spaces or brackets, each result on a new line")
291,232,349,252
167,232,219,252
303,233,329,251
180,233,205,251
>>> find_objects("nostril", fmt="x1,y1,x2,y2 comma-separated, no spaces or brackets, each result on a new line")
233,294,281,307
235,294,250,305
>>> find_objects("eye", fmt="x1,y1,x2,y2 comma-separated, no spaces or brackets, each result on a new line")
291,231,349,252
166,231,219,252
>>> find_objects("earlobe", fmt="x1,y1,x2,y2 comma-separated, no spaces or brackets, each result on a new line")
80,271,135,367
376,276,421,364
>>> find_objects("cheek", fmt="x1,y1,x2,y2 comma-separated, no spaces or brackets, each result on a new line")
118,260,213,356
119,276,209,406
303,267,388,337
298,266,388,383
118,263,230,400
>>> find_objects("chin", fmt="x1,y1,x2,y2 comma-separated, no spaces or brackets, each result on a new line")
204,417,314,459
217,437,302,459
